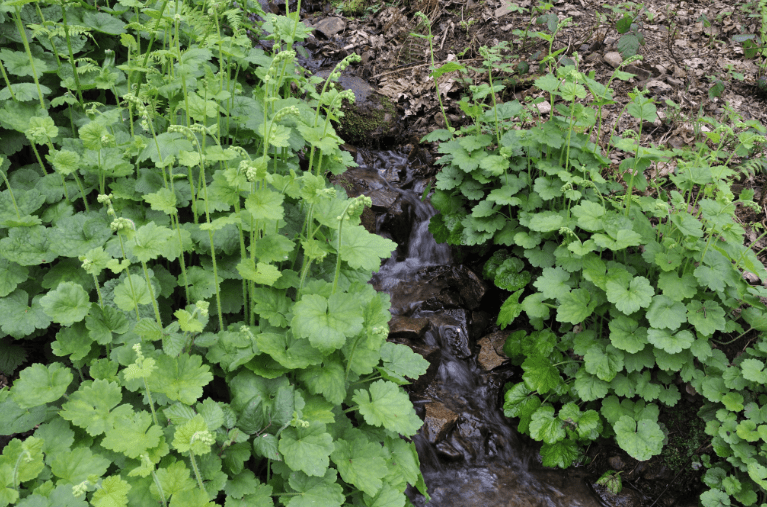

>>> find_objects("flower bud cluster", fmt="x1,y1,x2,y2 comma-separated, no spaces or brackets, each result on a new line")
98,193,117,217
272,105,300,123
110,217,136,232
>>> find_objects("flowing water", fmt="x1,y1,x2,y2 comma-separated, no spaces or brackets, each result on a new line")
347,148,604,507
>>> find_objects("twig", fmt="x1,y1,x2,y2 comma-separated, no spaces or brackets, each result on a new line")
372,57,483,79
647,467,686,507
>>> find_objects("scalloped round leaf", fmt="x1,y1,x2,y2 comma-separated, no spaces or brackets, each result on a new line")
40,281,91,326
614,415,663,461
12,362,72,409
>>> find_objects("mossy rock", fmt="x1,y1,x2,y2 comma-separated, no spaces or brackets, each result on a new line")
335,91,398,147
316,71,399,146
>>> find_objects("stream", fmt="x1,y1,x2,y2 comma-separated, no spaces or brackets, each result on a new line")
342,148,605,507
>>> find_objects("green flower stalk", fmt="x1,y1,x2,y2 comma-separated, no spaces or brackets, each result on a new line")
332,195,371,294
124,344,159,426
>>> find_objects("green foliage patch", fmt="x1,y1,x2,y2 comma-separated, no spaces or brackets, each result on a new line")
0,1,429,506
422,22,767,505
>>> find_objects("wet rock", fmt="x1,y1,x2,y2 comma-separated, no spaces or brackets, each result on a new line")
314,71,399,146
424,402,459,444
593,484,642,507
453,266,488,310
381,265,487,316
470,310,492,340
313,17,346,38
436,439,463,460
367,187,398,212
603,51,623,68
428,310,472,359
477,333,509,371
380,195,412,247
389,315,430,340
607,455,625,471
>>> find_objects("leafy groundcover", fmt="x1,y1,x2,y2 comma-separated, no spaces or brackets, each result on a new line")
422,37,767,506
0,1,430,506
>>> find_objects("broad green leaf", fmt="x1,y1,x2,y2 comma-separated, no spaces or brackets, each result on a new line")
147,354,213,405
721,392,744,412
278,421,334,477
143,188,178,215
0,49,52,77
173,414,214,455
646,295,687,330
286,470,344,507
626,96,656,122
557,288,596,324
0,289,50,338
291,293,364,354
40,282,91,325
237,259,282,286
258,332,321,370
352,380,422,436
12,362,72,409
606,276,653,315
572,200,605,231
647,329,694,354
155,460,196,497
613,415,664,461
378,342,429,384
609,316,648,353
245,187,284,221
338,225,397,272
0,390,47,435
0,225,57,266
686,300,726,337
497,290,523,329
521,292,550,320
129,222,177,262
50,447,110,484
657,271,698,301
530,405,565,444
528,210,564,232
540,439,579,468
102,410,163,459
533,267,570,300
574,369,610,401
298,359,346,404
741,359,767,384
49,213,111,258
113,274,153,312
61,380,127,436
584,344,624,382
83,11,126,34
331,434,388,497
86,305,130,345
0,436,44,483
0,259,28,298
522,356,561,394
91,475,130,507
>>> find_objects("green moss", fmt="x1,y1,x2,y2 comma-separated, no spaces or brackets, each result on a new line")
660,406,707,472
332,0,366,16
334,92,397,146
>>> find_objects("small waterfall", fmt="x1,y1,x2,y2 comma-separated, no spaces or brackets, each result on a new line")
350,148,602,507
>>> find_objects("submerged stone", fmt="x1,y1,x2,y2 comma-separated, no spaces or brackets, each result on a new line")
424,402,459,444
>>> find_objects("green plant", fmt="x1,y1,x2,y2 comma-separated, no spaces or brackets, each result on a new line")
596,470,622,494
602,2,646,58
0,1,429,506
424,43,767,506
